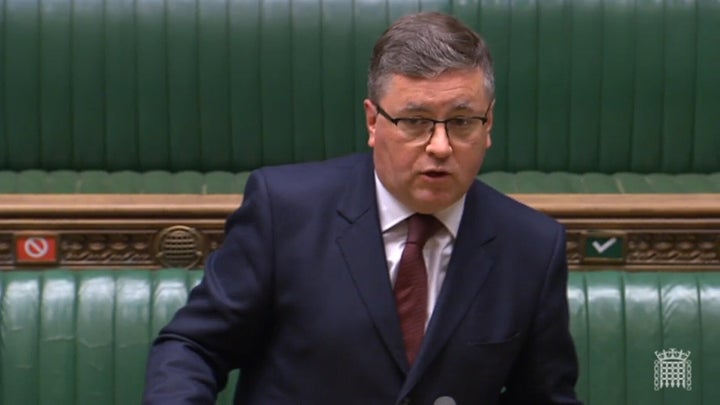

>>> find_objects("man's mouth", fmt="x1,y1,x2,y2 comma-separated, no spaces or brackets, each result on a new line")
422,170,449,178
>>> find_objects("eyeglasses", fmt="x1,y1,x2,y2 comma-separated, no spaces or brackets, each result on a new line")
373,101,492,146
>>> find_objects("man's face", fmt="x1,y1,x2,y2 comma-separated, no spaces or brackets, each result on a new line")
364,68,494,214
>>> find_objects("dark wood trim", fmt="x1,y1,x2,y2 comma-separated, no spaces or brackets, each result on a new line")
1,194,718,218
1,194,718,270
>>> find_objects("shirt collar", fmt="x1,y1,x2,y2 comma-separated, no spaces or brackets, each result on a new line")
374,172,465,238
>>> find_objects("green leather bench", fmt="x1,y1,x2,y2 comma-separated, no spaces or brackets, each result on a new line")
1,269,718,404
1,171,719,194
1,0,718,192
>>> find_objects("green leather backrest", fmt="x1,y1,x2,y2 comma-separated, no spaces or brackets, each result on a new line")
2,0,718,174
569,271,720,404
0,269,237,405
1,170,719,194
1,269,719,404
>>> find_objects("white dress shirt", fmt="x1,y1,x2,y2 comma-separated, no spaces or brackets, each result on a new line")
374,172,465,329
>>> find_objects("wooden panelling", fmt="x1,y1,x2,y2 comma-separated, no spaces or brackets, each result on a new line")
1,194,718,270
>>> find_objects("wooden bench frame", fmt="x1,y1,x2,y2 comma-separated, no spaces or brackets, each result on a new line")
1,194,718,271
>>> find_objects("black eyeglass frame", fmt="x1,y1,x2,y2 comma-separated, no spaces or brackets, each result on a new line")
373,101,493,140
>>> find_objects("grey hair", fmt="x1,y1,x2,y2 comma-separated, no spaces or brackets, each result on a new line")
367,12,495,102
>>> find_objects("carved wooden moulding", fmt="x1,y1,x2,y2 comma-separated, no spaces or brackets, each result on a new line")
0,194,718,271
0,227,227,269
565,231,720,268
1,228,716,270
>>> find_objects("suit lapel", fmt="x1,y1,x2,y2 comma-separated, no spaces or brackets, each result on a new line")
335,155,409,372
400,181,498,396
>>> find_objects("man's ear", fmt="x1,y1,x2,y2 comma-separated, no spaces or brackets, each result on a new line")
485,99,495,133
484,99,495,149
364,99,378,147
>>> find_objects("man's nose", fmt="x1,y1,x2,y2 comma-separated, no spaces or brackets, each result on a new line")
425,123,453,157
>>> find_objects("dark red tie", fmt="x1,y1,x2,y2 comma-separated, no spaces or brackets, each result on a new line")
394,214,442,366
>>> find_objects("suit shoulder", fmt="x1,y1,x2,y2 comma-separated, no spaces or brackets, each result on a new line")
246,153,370,201
474,180,563,235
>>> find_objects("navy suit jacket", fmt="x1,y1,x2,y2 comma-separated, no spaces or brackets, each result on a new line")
144,153,580,404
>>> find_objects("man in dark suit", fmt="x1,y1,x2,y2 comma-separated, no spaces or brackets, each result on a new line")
144,12,580,404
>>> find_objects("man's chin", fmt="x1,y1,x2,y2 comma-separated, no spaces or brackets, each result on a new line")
408,192,458,214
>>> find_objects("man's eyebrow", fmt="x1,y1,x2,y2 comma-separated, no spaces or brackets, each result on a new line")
449,101,476,112
399,104,434,114
399,101,480,115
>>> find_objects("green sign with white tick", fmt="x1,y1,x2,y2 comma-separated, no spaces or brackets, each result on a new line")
584,235,625,262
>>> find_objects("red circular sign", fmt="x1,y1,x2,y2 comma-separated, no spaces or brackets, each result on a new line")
24,237,50,258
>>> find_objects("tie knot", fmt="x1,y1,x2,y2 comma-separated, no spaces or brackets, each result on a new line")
406,214,442,247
